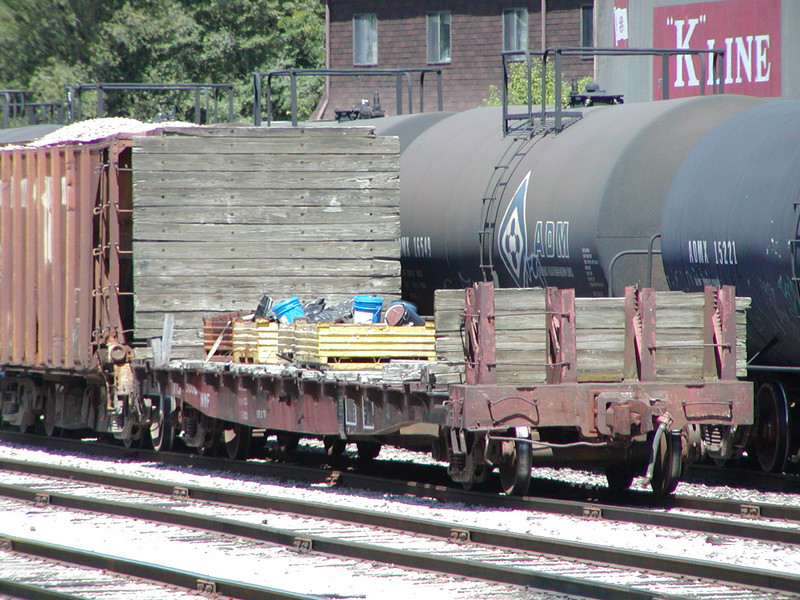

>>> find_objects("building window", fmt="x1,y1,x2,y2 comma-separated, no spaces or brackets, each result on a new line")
427,12,451,64
353,13,377,66
503,8,528,52
581,5,594,47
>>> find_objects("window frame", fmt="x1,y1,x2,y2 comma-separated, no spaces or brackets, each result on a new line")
503,8,529,53
353,13,378,66
580,5,594,48
426,11,452,65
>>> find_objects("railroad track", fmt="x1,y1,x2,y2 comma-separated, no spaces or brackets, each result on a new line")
3,429,800,545
0,536,316,600
1,448,799,599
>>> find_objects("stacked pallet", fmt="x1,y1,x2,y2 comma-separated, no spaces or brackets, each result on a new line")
434,288,749,385
231,320,285,364
131,126,401,359
292,321,436,369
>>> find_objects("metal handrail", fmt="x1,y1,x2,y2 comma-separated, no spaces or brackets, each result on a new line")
254,68,444,126
502,46,726,134
68,83,235,124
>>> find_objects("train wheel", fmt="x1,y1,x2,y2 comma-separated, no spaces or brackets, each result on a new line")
223,423,252,460
149,397,175,452
605,464,636,491
461,464,489,492
498,429,532,496
356,441,381,461
650,431,682,496
754,382,789,473
323,435,347,456
277,433,300,453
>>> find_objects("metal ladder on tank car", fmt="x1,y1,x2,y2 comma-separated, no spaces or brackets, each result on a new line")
478,133,545,283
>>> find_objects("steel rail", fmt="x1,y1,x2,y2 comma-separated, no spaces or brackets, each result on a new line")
0,536,322,600
3,463,800,597
0,577,87,600
0,481,705,600
2,430,800,538
3,443,800,547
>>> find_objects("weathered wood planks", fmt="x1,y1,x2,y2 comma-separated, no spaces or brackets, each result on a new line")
132,126,401,358
434,288,750,385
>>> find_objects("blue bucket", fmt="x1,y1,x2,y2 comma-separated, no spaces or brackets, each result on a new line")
353,295,383,324
273,296,305,324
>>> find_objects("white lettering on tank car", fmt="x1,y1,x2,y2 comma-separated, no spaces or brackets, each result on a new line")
688,239,737,265
400,236,432,259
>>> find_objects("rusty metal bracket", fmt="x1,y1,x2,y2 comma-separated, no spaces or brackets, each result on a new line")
624,286,656,381
464,282,496,385
545,287,577,384
703,285,737,380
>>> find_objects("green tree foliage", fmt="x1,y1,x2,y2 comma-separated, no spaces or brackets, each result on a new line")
485,59,593,108
0,0,325,122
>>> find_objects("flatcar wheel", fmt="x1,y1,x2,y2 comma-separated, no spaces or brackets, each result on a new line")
149,398,175,452
323,435,347,456
605,464,635,491
277,433,300,453
462,463,489,492
356,441,381,461
754,382,790,473
650,431,682,496
224,423,252,460
498,431,532,496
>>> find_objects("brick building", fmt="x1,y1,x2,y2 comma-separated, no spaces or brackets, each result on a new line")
317,1,596,119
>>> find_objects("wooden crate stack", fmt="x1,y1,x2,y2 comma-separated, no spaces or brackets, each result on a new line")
292,321,436,369
132,126,401,359
434,288,749,385
232,319,286,364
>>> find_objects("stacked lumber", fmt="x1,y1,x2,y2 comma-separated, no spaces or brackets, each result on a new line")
434,288,548,384
434,288,749,385
232,320,285,364
131,126,401,359
652,292,750,380
292,321,436,369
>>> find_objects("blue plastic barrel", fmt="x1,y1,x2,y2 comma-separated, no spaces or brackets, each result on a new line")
273,296,305,324
353,295,383,323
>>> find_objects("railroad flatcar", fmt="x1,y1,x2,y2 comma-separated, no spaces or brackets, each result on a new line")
0,93,769,495
377,94,800,475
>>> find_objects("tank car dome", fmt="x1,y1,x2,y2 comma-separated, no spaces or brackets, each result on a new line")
661,100,800,367
399,95,762,311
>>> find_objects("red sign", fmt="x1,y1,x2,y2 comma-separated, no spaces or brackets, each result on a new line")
613,0,629,48
652,0,781,99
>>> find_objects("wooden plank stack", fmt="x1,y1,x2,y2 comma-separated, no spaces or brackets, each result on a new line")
232,319,286,364
292,321,436,369
434,288,750,384
131,126,401,359
435,288,549,384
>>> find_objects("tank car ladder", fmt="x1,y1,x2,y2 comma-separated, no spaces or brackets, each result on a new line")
478,133,543,283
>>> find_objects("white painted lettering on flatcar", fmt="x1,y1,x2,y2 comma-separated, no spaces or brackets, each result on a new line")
200,393,210,408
